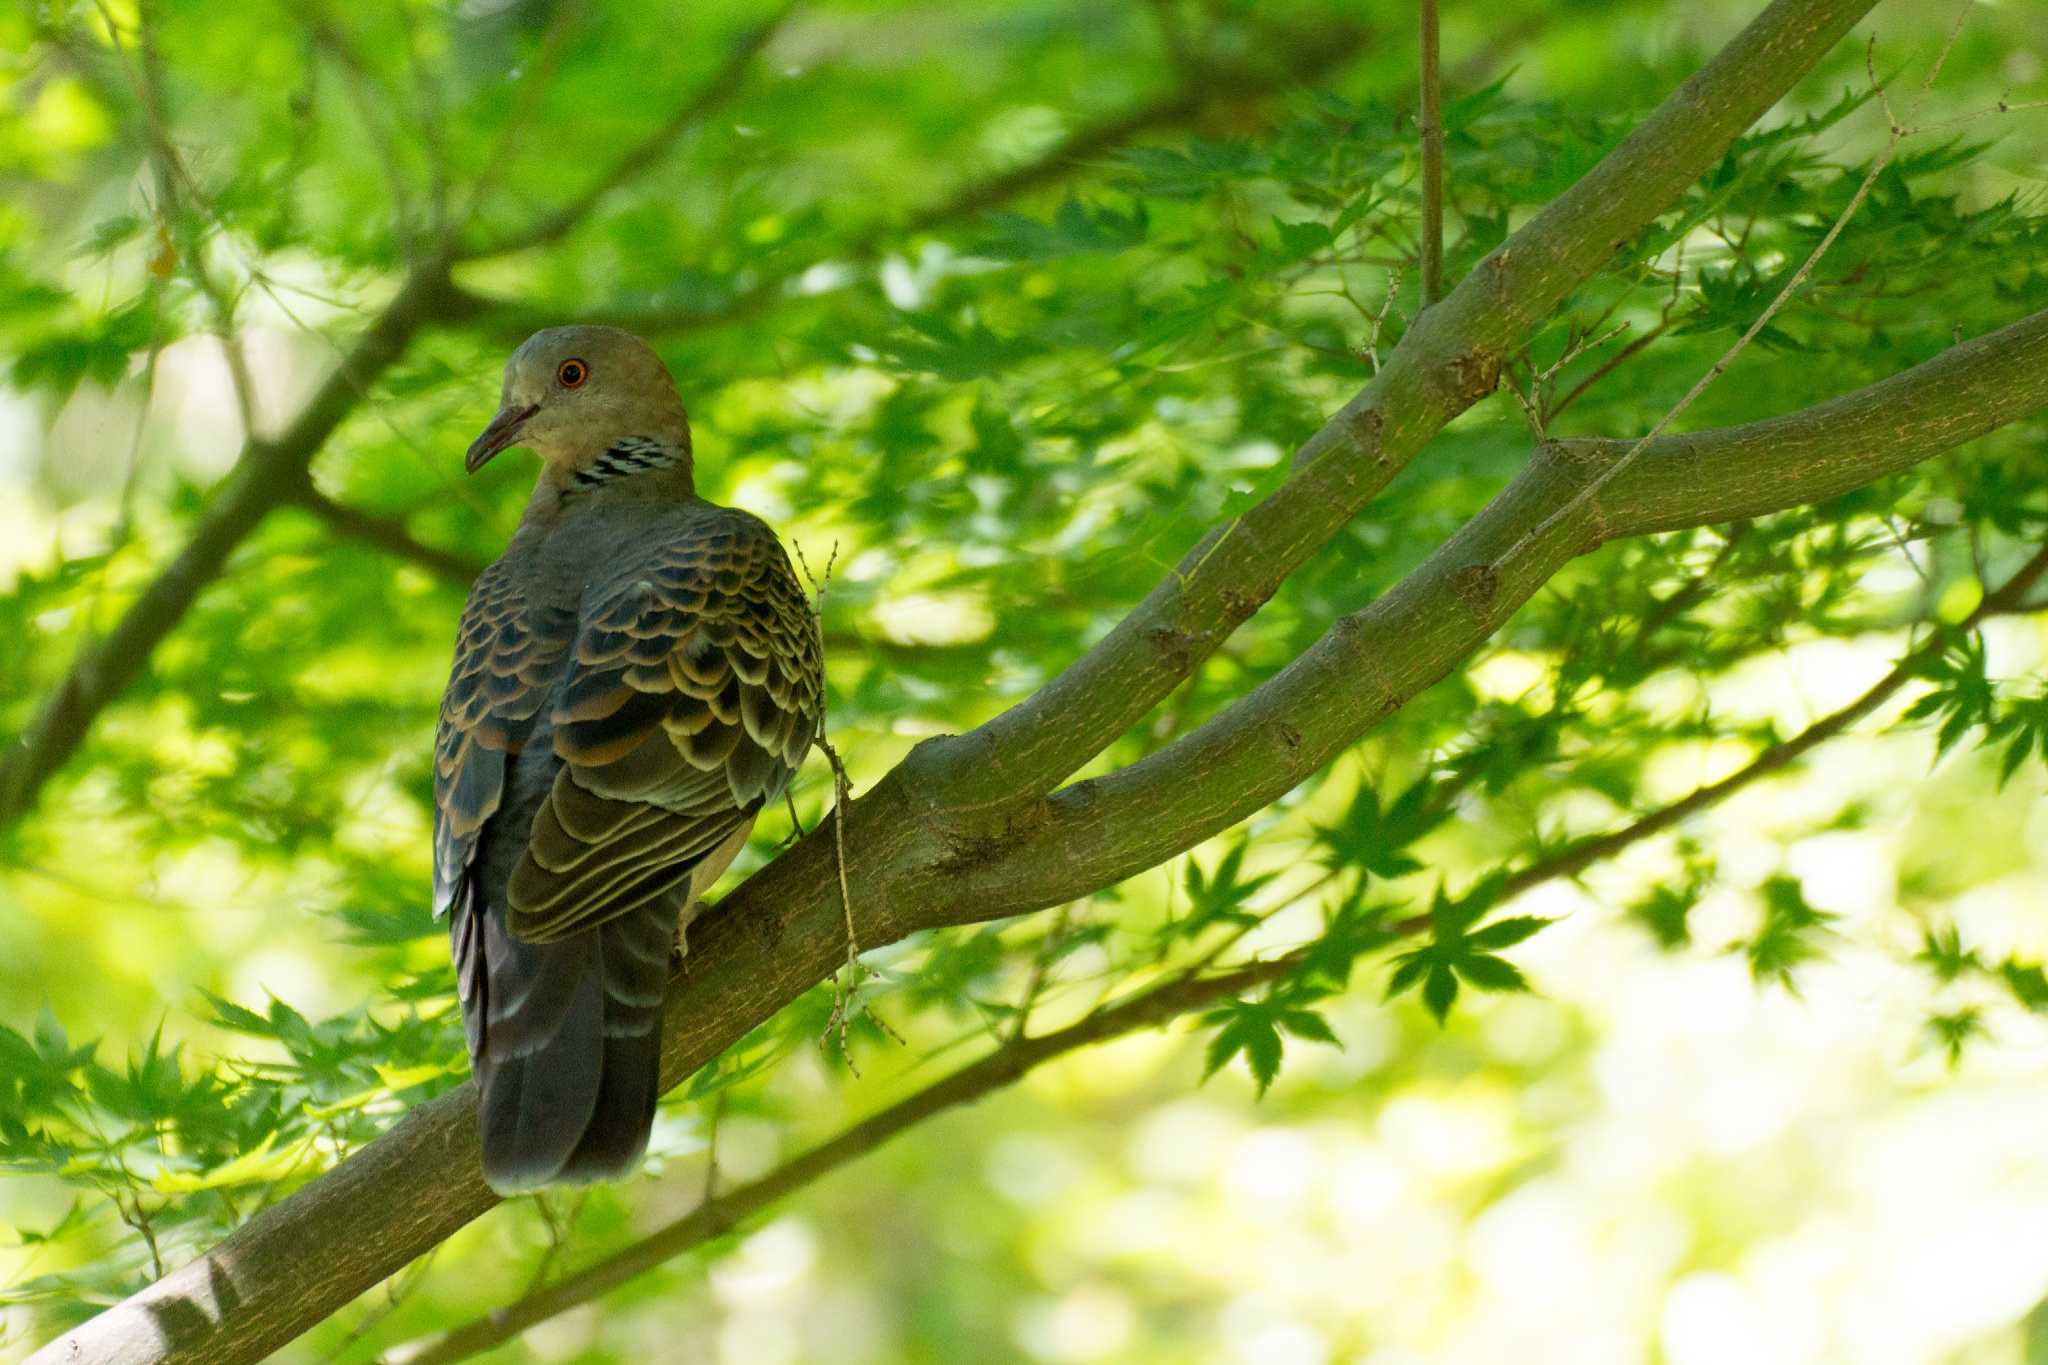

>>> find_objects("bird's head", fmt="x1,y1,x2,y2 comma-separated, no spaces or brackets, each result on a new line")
467,326,692,485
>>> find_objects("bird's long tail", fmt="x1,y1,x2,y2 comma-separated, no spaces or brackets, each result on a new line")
451,897,670,1193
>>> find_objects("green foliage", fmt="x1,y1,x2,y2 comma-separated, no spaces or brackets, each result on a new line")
1744,874,1836,989
1384,880,1549,1025
1,0,2046,1358
1200,995,1341,1096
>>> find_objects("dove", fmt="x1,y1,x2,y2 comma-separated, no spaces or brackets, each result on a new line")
434,326,822,1192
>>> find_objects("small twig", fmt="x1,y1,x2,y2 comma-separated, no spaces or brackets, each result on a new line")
793,541,889,1066
1417,0,1445,307
521,1193,586,1294
1358,264,1404,373
700,1090,726,1203
113,1191,164,1281
454,0,588,230
394,0,451,247
1009,905,1073,1043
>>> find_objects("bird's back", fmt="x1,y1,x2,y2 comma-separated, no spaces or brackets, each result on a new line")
435,491,821,1191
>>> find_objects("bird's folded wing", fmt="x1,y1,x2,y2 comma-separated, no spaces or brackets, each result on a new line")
433,557,573,920
506,516,824,944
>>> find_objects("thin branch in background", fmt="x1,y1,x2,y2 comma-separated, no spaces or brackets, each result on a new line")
471,18,1374,333
99,0,258,435
290,485,487,583
1145,0,1199,77
1491,5,1986,574
521,1193,588,1296
460,3,797,259
1009,904,1073,1042
112,1192,163,1281
297,11,421,252
393,0,451,248
1495,541,2048,900
454,0,589,231
1416,0,1445,307
699,1091,726,1204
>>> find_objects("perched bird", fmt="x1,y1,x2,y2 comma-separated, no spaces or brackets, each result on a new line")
433,326,822,1193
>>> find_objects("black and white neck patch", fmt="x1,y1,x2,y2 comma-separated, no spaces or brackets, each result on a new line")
572,437,688,490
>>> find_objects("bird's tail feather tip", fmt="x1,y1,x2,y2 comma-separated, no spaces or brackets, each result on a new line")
483,1147,644,1196
476,1030,662,1194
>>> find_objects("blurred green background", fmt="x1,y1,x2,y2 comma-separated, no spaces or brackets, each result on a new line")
4,0,2048,1360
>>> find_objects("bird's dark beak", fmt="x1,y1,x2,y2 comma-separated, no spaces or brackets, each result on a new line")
465,403,540,473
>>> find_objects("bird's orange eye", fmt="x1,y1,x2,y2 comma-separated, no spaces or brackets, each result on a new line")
557,358,588,388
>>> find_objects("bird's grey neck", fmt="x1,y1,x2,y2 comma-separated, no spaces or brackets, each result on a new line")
569,437,694,494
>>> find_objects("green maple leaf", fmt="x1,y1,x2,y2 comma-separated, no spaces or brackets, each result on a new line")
1384,881,1549,1025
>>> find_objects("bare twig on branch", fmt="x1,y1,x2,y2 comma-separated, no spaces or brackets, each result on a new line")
1416,0,1445,307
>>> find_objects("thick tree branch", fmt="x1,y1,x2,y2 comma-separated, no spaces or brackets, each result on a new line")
958,306,2048,912
921,0,1882,812
0,267,461,831
27,6,1902,1361
396,532,2048,1363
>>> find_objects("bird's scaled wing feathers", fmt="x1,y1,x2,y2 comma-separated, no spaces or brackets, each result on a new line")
432,555,572,921
507,514,823,943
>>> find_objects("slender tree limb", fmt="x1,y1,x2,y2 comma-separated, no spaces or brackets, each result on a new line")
288,486,488,584
0,266,462,831
1416,0,1445,308
453,4,798,260
1497,541,2048,900
449,0,590,237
